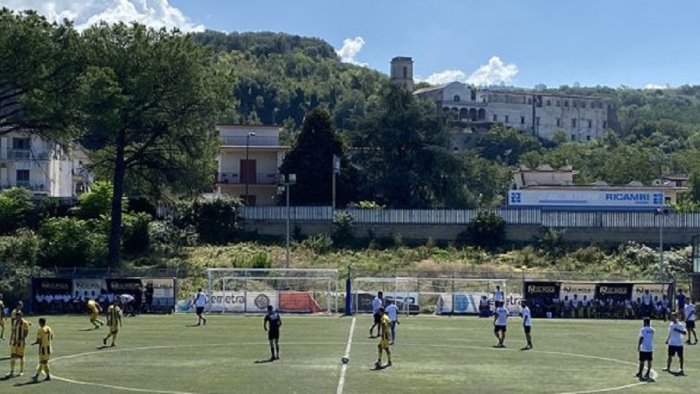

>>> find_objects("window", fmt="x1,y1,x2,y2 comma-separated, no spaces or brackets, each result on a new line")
520,116,525,125
582,102,587,108
556,118,561,127
493,114,498,122
505,115,510,123
573,101,577,108
556,100,561,107
571,119,577,127
402,66,407,79
546,100,551,106
586,135,591,141
471,90,476,101
588,120,592,128
453,95,461,102
571,134,576,141
536,117,541,125
527,98,532,104
603,121,608,129
564,101,569,107
16,169,29,184
12,138,30,150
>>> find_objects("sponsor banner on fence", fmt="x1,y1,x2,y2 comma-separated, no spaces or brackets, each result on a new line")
245,291,279,313
279,292,323,313
632,283,672,301
143,278,176,311
106,278,143,294
72,279,105,298
595,283,634,301
33,277,73,295
355,292,376,313
560,282,596,301
435,293,485,315
207,291,246,313
383,292,420,313
523,281,561,301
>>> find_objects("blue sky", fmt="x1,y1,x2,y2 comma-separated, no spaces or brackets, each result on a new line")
4,0,699,89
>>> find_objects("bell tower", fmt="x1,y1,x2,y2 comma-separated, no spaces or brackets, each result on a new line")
390,56,414,92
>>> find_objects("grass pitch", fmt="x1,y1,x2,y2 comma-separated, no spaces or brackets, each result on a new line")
0,314,696,393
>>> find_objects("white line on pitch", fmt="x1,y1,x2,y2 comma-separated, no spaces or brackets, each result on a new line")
336,316,356,394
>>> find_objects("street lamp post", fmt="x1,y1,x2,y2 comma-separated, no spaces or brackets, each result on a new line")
281,173,296,268
244,132,256,203
656,207,670,281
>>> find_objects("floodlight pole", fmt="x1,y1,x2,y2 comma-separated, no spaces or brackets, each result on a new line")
283,173,296,268
244,132,256,203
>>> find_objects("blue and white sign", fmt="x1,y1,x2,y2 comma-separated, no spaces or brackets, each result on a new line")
508,190,665,210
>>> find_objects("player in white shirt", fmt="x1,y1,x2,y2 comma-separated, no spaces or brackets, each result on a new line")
369,291,383,338
684,300,697,345
493,286,504,305
193,289,207,326
636,318,655,381
493,301,508,348
384,300,399,344
641,290,653,317
664,313,686,375
520,300,532,350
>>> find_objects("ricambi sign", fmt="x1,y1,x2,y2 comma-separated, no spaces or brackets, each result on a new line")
508,190,664,210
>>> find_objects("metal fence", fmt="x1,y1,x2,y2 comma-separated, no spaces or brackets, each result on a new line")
239,206,700,228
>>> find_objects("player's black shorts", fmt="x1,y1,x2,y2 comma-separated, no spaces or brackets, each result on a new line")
268,329,280,340
523,325,531,334
195,307,204,315
373,312,381,324
494,325,506,333
668,345,684,357
638,351,653,362
686,320,696,330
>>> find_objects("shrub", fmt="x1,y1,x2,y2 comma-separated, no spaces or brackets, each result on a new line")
0,188,34,234
458,211,506,250
331,211,354,247
122,212,151,255
173,198,240,245
75,181,126,220
38,217,107,267
0,230,40,305
301,233,334,254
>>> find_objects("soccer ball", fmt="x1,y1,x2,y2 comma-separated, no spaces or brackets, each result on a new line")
341,356,349,364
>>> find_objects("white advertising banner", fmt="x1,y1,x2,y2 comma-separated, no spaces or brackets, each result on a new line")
559,282,596,302
382,292,420,307
632,283,672,302
72,279,105,298
435,293,485,314
208,291,246,313
508,190,664,209
245,291,279,313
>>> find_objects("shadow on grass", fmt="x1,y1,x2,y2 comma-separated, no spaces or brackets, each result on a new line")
13,379,41,387
254,358,275,364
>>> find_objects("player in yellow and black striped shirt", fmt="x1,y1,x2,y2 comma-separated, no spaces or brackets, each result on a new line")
103,299,122,347
31,318,53,382
5,311,30,377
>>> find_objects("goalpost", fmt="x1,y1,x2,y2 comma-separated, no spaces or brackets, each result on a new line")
352,276,509,315
205,268,339,314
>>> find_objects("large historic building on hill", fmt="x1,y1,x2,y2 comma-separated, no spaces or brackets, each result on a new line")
390,57,613,143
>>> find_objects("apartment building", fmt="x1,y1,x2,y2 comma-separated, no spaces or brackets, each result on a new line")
215,125,289,206
0,132,89,197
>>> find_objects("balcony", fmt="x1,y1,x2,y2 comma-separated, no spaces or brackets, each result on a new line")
3,149,51,160
0,182,49,192
221,136,281,147
216,172,279,185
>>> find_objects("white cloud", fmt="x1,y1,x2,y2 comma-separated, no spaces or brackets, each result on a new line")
643,83,670,90
0,0,204,32
420,56,518,87
335,37,367,66
422,70,466,85
465,56,519,86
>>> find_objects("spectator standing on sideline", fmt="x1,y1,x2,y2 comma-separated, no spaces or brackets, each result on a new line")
385,300,399,344
145,282,154,313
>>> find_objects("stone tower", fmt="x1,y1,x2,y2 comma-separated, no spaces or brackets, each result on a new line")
390,56,414,92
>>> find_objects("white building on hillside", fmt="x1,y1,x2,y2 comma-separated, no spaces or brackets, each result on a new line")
0,132,89,197
215,125,289,206
391,57,613,142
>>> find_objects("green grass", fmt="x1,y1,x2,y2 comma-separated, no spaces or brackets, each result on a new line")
0,314,696,393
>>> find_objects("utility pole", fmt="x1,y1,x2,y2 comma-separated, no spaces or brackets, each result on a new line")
244,132,256,203
283,173,296,268
332,155,340,210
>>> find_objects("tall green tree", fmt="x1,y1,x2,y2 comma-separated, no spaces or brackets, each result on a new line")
79,23,232,266
0,8,84,140
356,85,469,208
279,107,357,206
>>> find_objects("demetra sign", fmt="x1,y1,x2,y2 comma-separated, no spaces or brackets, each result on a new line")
595,283,634,300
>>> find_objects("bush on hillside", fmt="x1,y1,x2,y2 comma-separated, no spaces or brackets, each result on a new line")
0,188,34,234
457,211,506,250
173,198,241,245
38,217,107,267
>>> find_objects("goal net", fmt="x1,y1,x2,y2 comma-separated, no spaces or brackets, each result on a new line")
205,268,339,314
352,277,510,315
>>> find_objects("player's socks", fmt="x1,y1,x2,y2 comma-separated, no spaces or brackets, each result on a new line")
10,359,15,373
19,359,23,374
